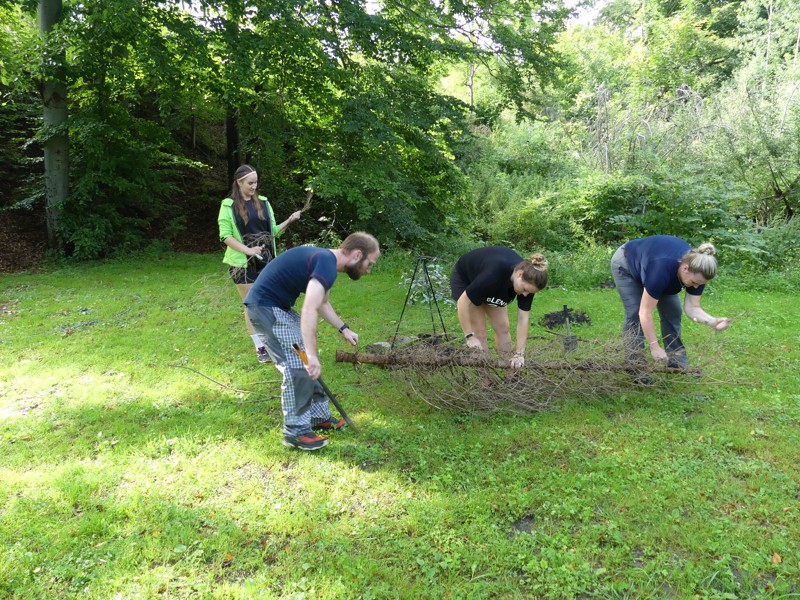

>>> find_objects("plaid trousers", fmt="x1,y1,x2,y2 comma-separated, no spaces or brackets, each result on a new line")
245,305,333,436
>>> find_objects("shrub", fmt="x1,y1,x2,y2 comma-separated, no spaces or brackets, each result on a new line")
572,170,745,247
488,190,584,252
60,108,199,259
545,244,615,290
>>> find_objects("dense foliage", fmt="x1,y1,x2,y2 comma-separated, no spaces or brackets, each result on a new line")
0,0,799,270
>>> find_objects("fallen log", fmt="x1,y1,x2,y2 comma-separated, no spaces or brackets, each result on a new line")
335,350,701,375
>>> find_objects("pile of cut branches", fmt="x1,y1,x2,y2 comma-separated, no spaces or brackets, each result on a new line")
337,334,731,414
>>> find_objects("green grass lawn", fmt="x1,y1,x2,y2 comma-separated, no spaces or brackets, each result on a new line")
1,252,798,599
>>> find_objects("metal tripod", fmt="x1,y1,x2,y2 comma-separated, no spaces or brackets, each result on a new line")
391,256,449,350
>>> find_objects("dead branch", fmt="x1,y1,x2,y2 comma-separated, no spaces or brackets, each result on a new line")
335,350,700,374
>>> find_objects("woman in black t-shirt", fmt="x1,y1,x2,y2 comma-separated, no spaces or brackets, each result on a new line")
450,246,548,368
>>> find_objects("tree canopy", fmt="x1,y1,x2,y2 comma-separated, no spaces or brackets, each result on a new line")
0,0,798,269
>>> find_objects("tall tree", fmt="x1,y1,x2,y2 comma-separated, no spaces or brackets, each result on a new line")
39,0,68,249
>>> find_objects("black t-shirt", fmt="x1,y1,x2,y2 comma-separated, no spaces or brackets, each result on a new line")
235,199,273,256
451,246,533,311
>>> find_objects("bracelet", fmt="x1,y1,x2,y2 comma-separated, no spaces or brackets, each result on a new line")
338,323,350,333
648,340,659,346
464,332,474,339
513,351,524,357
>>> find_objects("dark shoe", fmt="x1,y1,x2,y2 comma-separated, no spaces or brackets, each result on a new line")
666,350,688,370
282,434,328,451
312,418,347,431
625,367,653,387
257,346,271,363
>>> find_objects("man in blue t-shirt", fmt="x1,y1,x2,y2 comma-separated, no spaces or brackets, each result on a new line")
245,232,380,450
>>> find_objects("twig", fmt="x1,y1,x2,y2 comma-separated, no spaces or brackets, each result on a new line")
168,364,257,395
301,187,314,213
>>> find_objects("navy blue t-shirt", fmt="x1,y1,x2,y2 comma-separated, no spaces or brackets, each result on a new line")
624,235,704,299
451,246,534,311
244,246,337,310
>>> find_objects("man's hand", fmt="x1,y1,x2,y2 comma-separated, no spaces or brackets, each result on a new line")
342,329,358,346
305,353,322,380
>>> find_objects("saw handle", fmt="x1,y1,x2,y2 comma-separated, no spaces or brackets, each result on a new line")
292,342,308,364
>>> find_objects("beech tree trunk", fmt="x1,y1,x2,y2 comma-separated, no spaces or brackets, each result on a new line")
39,0,68,250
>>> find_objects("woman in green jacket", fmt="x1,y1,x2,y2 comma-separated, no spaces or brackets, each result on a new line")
218,164,302,363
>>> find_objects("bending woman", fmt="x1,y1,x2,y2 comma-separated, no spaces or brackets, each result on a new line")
218,164,302,363
610,235,732,368
450,246,548,368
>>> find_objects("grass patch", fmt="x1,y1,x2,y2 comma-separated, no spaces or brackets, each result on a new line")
1,252,798,598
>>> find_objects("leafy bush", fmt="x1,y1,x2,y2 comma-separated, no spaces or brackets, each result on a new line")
59,108,199,259
717,217,800,290
572,170,746,247
545,244,615,290
488,190,584,251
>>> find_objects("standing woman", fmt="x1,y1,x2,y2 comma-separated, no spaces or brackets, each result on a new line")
610,235,732,368
218,164,302,363
450,246,548,368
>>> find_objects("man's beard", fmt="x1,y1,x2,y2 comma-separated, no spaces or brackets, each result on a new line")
345,263,363,280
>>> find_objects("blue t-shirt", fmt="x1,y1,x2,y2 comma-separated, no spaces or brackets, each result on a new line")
451,246,534,311
624,235,704,299
244,246,338,310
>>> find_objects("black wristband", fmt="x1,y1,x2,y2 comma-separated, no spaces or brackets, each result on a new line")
338,323,350,333
464,332,474,339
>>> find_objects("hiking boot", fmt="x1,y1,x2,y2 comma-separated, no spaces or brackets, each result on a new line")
282,434,328,451
625,367,653,387
312,418,347,431
256,346,271,364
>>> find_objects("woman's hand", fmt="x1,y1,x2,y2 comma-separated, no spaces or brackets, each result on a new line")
247,245,264,258
465,337,483,350
510,353,525,369
290,211,302,223
650,344,668,362
710,317,733,331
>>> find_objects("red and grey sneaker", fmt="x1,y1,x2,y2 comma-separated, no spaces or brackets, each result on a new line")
282,434,328,451
256,346,271,364
312,418,347,431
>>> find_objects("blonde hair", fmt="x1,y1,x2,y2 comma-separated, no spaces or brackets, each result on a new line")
514,253,549,290
681,243,718,280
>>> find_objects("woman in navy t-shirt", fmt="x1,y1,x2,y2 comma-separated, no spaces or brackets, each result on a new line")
610,235,732,368
450,246,548,368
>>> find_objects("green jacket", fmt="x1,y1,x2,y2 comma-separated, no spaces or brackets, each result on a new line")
218,196,282,268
